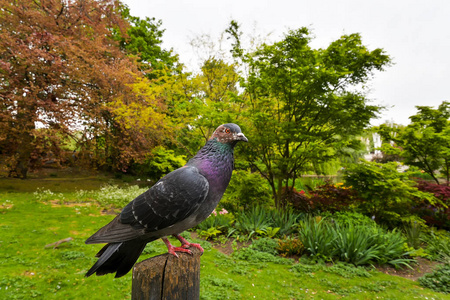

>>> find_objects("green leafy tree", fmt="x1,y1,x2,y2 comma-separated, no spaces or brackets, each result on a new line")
167,57,245,158
400,101,450,185
116,5,180,79
231,27,391,208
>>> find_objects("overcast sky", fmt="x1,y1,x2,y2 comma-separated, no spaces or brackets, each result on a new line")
122,0,449,126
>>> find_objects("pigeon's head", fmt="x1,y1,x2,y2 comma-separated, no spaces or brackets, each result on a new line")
210,123,248,146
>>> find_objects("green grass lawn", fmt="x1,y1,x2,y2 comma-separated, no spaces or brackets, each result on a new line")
0,180,449,299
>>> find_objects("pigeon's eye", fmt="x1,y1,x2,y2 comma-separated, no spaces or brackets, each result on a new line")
225,128,230,134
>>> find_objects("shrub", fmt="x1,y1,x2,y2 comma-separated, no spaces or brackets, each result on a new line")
221,170,272,212
418,264,450,294
196,209,234,240
197,209,234,231
414,180,450,230
343,161,437,228
139,146,186,179
279,187,312,212
403,220,424,249
277,237,304,257
373,228,413,268
297,214,413,268
322,211,376,228
308,182,360,213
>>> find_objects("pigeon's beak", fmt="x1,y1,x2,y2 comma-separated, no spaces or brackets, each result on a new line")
236,132,248,142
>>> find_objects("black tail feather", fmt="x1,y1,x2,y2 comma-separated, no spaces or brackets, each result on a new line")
85,240,148,278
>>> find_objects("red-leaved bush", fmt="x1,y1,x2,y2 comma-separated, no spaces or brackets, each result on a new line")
414,181,450,229
280,187,312,212
308,182,361,213
282,182,361,213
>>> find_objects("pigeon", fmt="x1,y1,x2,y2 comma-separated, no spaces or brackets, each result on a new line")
85,123,248,277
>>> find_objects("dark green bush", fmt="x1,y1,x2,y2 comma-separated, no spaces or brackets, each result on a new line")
322,211,376,228
423,231,450,262
220,170,272,212
139,146,186,179
403,220,424,249
343,161,437,228
372,228,413,268
196,210,234,240
297,214,413,268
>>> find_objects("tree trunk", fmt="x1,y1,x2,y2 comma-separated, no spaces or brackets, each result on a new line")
9,130,34,179
132,248,201,300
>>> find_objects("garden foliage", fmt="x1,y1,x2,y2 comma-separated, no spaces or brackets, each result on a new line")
414,180,450,229
307,182,360,213
343,161,437,227
418,264,450,294
297,216,413,267
220,170,272,211
140,146,186,179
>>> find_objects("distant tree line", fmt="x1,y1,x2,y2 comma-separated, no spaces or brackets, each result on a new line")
1,0,394,197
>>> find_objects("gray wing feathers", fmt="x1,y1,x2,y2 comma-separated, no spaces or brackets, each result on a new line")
85,166,209,244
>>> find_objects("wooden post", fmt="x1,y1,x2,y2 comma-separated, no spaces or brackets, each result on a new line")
131,248,201,300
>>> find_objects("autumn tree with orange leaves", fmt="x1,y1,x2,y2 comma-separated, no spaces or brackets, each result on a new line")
0,0,168,177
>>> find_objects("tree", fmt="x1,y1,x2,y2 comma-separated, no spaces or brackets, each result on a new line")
0,0,167,177
232,27,391,208
115,6,180,79
400,101,450,185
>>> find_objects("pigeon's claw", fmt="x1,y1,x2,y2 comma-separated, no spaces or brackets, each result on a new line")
174,234,204,254
168,246,193,257
162,237,193,257
181,242,204,253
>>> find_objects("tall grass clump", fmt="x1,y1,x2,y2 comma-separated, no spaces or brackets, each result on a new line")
270,208,302,236
403,220,423,249
373,228,413,268
298,216,335,259
297,215,413,267
234,206,273,238
331,224,381,266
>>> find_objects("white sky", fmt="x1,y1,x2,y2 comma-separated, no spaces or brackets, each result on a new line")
122,0,450,126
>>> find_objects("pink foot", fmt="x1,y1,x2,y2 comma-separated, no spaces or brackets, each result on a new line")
162,237,192,257
174,234,204,254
